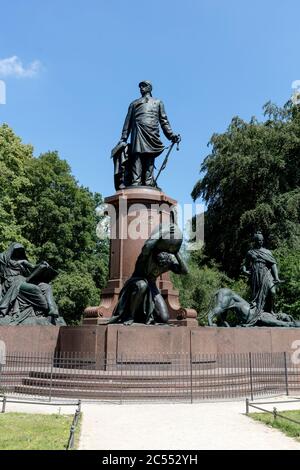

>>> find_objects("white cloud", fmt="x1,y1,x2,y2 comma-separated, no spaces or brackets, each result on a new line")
0,56,42,78
0,80,6,104
292,80,300,90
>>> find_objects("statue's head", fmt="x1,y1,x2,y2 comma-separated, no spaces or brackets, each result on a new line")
139,80,152,97
9,242,27,261
253,231,264,248
155,237,181,254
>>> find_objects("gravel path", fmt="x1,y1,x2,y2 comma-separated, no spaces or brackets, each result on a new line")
2,395,300,450
78,396,300,450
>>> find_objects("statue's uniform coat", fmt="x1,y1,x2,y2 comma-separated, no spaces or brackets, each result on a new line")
121,96,174,157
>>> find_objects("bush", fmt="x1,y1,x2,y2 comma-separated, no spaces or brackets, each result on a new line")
172,252,248,325
274,243,300,320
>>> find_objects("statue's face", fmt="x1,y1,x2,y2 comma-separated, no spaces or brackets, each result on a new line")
254,235,264,248
139,83,151,96
11,247,26,260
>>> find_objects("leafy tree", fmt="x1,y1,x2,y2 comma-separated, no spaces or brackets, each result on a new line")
190,101,300,321
274,243,300,320
0,124,34,252
52,269,100,325
192,101,300,277
0,124,109,323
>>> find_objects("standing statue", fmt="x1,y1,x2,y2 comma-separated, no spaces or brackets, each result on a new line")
108,224,187,325
0,243,65,326
242,231,283,314
113,80,180,188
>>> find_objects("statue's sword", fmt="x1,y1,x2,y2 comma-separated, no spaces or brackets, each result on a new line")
154,134,181,186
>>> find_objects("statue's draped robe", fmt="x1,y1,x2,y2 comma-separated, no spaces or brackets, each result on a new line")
246,247,277,326
0,243,58,325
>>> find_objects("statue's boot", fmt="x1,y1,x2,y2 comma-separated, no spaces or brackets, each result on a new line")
106,315,120,324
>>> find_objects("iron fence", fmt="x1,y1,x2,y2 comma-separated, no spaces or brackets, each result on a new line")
245,398,300,427
0,397,82,450
0,351,299,403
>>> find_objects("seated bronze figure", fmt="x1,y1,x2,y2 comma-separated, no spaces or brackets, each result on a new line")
0,243,65,326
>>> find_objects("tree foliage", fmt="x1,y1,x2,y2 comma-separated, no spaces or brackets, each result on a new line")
192,101,300,277
0,124,109,323
172,250,249,325
274,244,300,320
0,124,34,251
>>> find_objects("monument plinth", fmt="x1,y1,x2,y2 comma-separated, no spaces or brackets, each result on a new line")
83,186,197,326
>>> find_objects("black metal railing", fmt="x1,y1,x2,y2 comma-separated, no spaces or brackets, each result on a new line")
0,351,299,403
0,396,81,449
246,398,300,427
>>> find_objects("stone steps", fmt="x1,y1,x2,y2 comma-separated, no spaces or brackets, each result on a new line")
2,367,299,400
13,384,254,400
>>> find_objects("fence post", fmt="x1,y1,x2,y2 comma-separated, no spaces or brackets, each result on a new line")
0,364,3,397
67,424,75,450
249,352,254,401
283,352,289,396
246,397,249,414
1,395,6,413
190,351,193,404
73,409,80,427
120,354,123,405
49,354,54,402
273,407,277,420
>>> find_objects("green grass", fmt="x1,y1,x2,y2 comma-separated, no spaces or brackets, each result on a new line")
249,409,300,442
0,412,82,450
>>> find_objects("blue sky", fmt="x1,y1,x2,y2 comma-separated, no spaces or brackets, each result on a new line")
0,0,299,208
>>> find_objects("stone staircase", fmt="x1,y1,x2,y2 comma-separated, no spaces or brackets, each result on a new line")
2,366,299,401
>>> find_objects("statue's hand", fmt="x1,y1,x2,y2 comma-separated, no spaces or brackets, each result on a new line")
242,269,251,277
171,134,180,143
41,261,50,268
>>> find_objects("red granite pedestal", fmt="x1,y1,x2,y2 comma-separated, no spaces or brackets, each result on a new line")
0,325,299,358
0,326,61,353
83,186,197,326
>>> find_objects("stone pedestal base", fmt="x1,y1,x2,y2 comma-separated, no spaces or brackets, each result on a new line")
83,186,197,326
0,326,61,353
0,325,299,357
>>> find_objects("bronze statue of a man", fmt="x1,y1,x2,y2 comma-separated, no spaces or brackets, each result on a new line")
119,81,179,187
108,224,187,325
